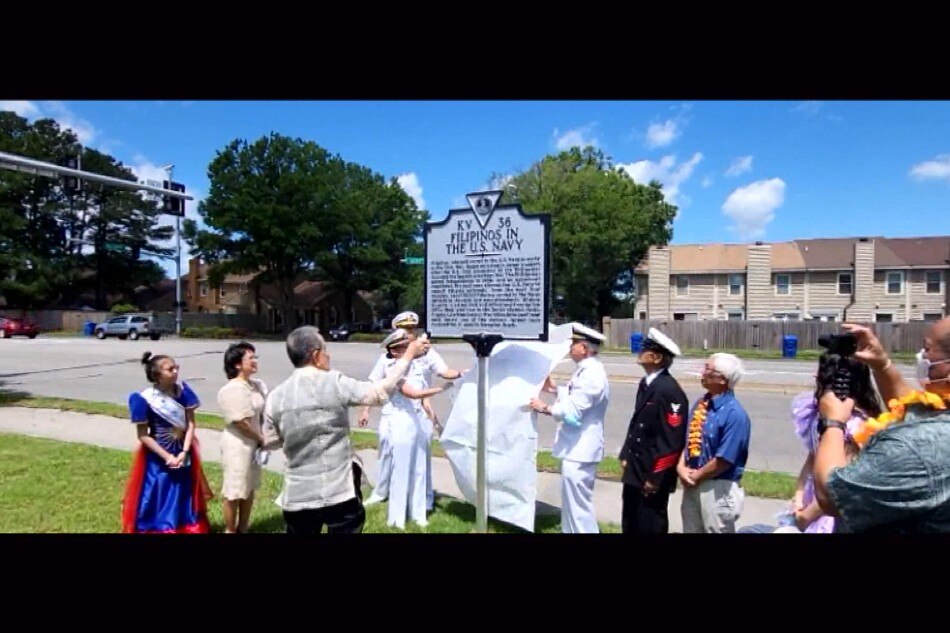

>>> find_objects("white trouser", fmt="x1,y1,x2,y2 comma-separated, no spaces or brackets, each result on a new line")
372,417,393,499
681,479,745,533
421,416,434,510
560,459,599,534
386,410,428,529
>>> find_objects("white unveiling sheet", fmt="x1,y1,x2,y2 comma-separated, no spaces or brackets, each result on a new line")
440,323,573,532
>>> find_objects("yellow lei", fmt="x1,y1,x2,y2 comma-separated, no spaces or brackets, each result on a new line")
852,390,950,448
687,396,710,458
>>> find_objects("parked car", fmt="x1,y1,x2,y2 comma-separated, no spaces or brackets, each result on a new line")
327,322,370,341
0,317,40,339
94,314,170,341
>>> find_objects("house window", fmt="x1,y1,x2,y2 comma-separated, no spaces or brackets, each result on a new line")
675,276,689,296
728,274,743,296
638,311,647,321
199,282,208,297
726,310,744,321
886,272,903,295
775,274,790,295
773,311,800,321
837,272,853,296
673,312,697,321
875,313,893,323
926,271,942,294
924,312,944,322
219,285,227,298
239,282,248,295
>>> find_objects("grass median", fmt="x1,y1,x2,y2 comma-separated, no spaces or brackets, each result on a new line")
0,393,797,500
0,433,619,533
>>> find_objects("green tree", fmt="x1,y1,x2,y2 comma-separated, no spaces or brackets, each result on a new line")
185,133,424,333
505,146,677,325
0,111,173,309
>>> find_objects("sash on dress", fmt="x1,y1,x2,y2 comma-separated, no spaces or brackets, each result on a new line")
140,386,187,429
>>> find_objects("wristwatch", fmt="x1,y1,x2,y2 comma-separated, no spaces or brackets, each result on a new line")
817,418,848,437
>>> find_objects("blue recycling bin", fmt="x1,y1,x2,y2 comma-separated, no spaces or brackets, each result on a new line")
630,332,644,354
84,321,96,336
782,334,798,359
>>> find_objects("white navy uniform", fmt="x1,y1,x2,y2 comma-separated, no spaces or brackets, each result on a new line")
367,353,393,499
415,349,449,510
380,357,430,529
550,356,610,533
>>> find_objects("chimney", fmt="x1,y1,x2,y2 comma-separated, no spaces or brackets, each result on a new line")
849,238,875,322
746,242,772,320
647,246,671,320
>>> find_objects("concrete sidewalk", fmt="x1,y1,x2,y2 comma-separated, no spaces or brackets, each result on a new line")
0,406,788,532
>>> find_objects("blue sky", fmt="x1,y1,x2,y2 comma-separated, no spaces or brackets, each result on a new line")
3,100,949,277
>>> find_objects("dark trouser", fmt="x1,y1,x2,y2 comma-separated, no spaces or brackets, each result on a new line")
621,484,671,534
283,498,366,535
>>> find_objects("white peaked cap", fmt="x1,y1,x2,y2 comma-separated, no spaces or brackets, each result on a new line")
571,322,607,344
646,327,682,357
391,311,420,329
381,329,410,349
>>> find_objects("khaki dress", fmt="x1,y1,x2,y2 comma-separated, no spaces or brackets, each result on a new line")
217,378,267,500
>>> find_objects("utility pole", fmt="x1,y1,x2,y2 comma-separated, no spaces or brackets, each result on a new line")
162,164,182,336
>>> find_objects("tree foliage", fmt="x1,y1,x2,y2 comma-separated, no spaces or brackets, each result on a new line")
185,133,425,332
0,111,172,309
505,146,677,325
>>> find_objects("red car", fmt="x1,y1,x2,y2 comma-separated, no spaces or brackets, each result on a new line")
0,317,40,339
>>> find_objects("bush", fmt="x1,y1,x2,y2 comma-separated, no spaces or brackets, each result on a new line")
181,326,245,339
110,303,139,314
348,332,387,343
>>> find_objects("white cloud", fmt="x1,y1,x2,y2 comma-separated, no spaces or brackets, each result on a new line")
721,178,786,240
793,101,823,116
792,101,843,122
909,154,950,183
553,124,600,151
2,100,98,145
616,152,703,207
0,100,40,117
725,155,754,177
645,119,680,148
486,174,513,191
41,101,97,144
702,176,713,188
397,172,426,210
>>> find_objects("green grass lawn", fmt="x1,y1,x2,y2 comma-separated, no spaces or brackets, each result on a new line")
0,394,797,501
0,433,620,533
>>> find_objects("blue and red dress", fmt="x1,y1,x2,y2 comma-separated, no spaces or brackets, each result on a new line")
121,382,212,533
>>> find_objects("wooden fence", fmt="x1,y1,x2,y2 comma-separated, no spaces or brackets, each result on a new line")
603,318,931,354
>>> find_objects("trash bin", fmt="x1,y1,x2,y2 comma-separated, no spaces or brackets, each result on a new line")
630,332,644,354
84,321,96,337
782,334,798,359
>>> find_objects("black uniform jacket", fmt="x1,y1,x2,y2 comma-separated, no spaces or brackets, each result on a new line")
619,370,689,493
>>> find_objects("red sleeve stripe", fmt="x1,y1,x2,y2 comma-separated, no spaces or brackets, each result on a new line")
652,452,679,473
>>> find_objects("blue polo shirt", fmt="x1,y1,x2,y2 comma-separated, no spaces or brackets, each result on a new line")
686,390,751,481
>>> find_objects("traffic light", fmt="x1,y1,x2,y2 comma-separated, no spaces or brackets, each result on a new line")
162,180,186,216
63,156,82,193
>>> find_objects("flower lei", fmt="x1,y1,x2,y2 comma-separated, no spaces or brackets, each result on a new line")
687,395,710,458
852,390,950,449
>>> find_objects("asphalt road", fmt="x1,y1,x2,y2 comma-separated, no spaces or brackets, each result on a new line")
0,337,917,474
